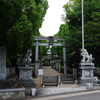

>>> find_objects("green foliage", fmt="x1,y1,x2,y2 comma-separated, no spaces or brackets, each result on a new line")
0,0,25,45
0,0,48,67
85,12,100,66
39,39,50,57
7,14,34,52
55,0,100,68
61,66,73,74
7,14,34,67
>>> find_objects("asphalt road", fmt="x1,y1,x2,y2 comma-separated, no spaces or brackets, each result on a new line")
52,92,100,100
23,90,100,100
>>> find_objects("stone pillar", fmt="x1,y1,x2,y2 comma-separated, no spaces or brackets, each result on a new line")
56,62,59,71
38,60,41,69
63,41,67,76
56,60,58,70
73,69,77,80
35,40,39,76
40,61,42,69
52,61,54,68
53,61,54,68
51,60,53,68
55,60,57,70
54,60,55,69
58,60,61,72
0,47,6,80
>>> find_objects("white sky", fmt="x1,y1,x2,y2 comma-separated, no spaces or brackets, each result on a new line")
39,0,69,36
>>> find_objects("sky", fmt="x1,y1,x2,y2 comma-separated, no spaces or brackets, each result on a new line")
39,0,69,36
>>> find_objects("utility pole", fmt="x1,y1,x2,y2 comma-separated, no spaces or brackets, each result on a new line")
82,0,84,49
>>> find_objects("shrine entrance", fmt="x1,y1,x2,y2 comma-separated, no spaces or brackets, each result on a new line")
34,36,67,76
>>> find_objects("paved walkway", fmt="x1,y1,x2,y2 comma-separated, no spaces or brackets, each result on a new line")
33,66,79,88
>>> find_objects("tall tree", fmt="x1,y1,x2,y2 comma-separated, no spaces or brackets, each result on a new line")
55,0,100,68
0,0,48,67
7,14,34,66
0,0,25,46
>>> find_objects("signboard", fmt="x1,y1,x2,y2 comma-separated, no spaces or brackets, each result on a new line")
48,36,53,45
38,69,43,75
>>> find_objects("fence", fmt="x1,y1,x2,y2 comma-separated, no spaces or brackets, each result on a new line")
60,74,75,84
42,75,59,86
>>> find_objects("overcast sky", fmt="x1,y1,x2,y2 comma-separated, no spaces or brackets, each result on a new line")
39,0,69,36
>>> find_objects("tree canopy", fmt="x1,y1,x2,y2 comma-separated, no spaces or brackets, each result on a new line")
0,0,49,67
53,0,100,68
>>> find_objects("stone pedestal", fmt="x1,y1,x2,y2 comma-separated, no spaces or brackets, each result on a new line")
78,63,99,86
73,69,77,80
54,62,56,69
18,67,35,87
52,62,54,68
56,62,58,71
86,83,93,89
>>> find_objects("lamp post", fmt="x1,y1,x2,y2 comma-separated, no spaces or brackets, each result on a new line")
82,0,84,49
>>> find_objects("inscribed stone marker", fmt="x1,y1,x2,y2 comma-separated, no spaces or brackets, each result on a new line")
0,47,6,80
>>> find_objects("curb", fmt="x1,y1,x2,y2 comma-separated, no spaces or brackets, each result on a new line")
23,86,100,100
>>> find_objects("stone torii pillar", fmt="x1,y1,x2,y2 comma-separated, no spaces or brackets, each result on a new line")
58,60,61,72
34,36,68,76
35,40,39,76
57,56,61,72
63,41,67,76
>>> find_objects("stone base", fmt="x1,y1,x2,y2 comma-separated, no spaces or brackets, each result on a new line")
18,67,35,87
18,79,35,87
86,83,93,89
78,77,99,86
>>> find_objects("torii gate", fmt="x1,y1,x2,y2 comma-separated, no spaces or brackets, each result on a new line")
34,36,67,76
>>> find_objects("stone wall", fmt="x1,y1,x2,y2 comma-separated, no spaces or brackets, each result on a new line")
0,87,25,100
6,67,15,78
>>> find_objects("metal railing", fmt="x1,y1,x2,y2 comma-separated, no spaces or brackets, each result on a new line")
42,75,59,86
60,74,75,84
